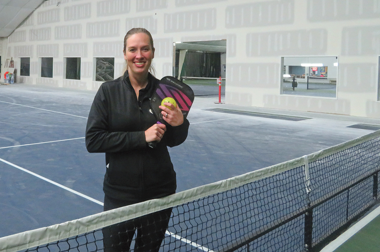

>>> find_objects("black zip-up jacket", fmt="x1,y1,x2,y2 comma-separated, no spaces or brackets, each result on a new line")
85,71,189,202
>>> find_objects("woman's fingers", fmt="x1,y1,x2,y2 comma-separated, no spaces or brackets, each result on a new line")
145,123,166,142
159,103,184,126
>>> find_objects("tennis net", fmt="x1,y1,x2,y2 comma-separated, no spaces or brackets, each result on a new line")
1,130,380,252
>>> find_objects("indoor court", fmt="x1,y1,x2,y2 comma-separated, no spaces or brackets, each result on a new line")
1,0,380,251
1,84,380,251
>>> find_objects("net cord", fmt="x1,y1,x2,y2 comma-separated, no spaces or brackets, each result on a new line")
1,130,380,252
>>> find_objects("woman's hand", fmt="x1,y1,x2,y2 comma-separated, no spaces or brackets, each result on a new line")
145,123,166,143
159,103,184,127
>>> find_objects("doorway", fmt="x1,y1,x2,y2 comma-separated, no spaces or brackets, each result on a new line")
173,40,226,96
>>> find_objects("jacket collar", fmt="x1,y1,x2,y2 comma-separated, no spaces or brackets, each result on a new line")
123,70,156,99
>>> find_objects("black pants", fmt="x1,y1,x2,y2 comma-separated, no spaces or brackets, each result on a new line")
102,195,172,252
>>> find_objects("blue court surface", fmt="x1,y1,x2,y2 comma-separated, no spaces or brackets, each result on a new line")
1,83,380,242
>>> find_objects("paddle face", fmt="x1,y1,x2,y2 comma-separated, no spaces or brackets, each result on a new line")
150,76,194,123
148,76,194,149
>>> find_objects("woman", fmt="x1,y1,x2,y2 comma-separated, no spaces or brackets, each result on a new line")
86,28,189,251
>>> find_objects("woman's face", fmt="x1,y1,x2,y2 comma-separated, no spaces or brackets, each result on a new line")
124,32,154,78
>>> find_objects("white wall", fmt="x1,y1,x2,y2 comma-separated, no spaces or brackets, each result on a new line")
3,0,380,118
0,37,8,80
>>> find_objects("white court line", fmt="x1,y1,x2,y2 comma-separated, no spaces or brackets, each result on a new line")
0,158,103,206
0,137,84,150
320,205,380,252
166,231,214,252
0,100,87,119
0,158,212,251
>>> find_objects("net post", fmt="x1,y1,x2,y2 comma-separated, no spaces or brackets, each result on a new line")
304,208,313,251
303,155,313,251
373,172,378,200
346,190,350,221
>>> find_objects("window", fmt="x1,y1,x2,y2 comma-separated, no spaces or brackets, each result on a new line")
281,56,338,98
20,58,30,76
95,58,114,81
41,57,53,78
65,57,81,80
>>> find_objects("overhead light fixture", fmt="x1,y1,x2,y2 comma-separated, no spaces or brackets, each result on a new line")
283,74,291,78
301,63,323,67
334,62,338,66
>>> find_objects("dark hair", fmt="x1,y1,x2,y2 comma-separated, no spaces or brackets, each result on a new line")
123,28,154,53
123,28,155,74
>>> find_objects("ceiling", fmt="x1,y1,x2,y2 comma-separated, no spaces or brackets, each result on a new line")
0,0,45,38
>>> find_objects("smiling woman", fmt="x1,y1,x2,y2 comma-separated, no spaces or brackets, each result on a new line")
85,27,190,252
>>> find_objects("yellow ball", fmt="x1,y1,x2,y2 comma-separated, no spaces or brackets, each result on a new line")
161,97,177,110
